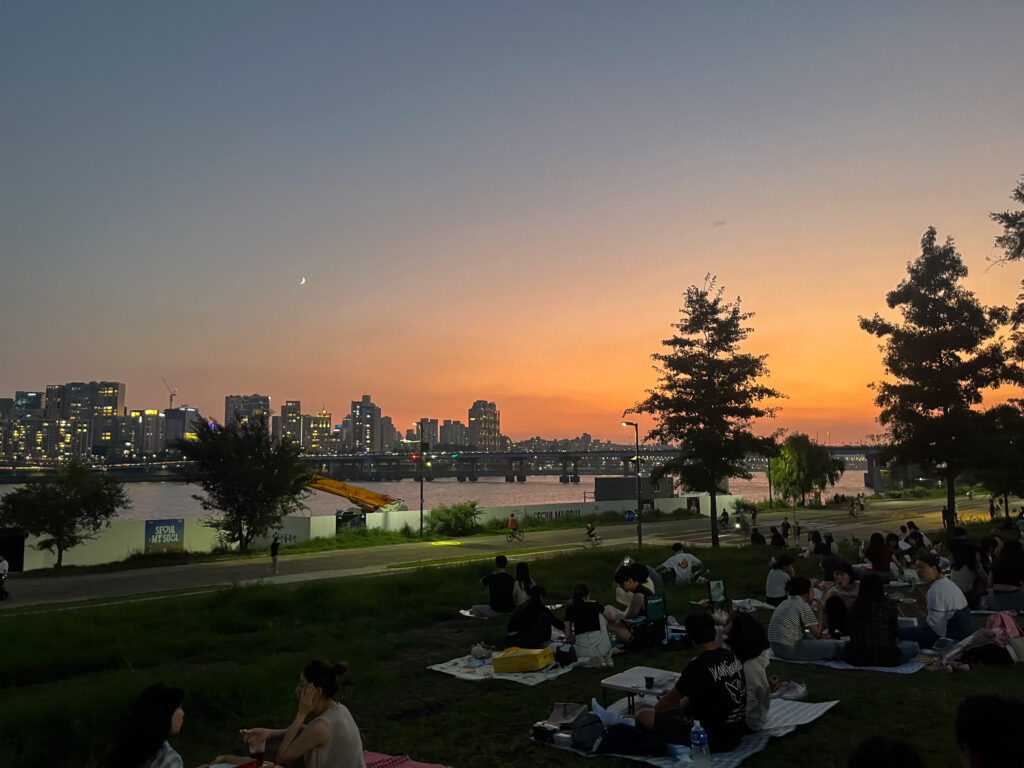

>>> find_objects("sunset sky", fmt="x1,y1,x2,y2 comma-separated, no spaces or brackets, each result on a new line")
3,2,1023,443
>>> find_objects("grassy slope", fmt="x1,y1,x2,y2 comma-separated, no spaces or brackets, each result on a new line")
2,539,1019,768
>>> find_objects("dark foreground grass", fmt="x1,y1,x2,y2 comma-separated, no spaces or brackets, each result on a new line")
2,541,1019,768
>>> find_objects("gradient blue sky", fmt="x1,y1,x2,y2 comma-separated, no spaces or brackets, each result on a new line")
2,2,1022,441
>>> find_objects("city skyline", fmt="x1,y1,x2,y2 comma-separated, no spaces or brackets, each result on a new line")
3,4,1023,443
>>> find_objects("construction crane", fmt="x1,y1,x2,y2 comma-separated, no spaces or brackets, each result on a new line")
309,474,404,514
161,377,178,410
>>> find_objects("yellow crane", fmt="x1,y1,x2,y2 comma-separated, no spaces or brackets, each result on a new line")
309,474,405,514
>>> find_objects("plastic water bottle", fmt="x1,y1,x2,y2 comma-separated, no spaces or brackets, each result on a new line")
690,719,711,767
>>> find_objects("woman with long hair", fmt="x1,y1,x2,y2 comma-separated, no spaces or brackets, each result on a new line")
239,660,365,768
100,684,185,768
724,612,771,732
512,561,534,606
765,555,795,606
563,582,612,666
948,538,989,609
840,574,919,666
506,584,562,648
898,554,971,649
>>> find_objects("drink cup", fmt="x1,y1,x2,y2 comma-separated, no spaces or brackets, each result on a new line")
249,740,266,765
644,675,654,689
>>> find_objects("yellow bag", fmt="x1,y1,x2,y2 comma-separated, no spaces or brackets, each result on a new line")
492,646,555,673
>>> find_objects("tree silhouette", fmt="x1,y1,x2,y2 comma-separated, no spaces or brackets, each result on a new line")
860,228,1018,529
0,460,130,567
770,433,845,507
176,416,312,553
628,276,781,546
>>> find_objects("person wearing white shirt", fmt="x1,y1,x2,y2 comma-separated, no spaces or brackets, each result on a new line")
898,553,972,649
656,543,704,583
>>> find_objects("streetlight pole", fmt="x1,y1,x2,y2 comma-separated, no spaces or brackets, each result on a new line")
622,421,642,547
413,420,425,538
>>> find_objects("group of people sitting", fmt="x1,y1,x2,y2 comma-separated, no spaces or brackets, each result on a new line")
761,520,990,664
469,545,707,662
101,661,365,768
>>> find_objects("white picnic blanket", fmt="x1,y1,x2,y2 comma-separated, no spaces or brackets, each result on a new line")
429,653,577,686
542,699,838,767
766,649,925,674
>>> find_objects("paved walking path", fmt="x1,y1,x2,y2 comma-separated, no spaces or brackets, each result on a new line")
0,495,998,612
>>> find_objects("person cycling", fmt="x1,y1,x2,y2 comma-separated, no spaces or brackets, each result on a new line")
584,522,602,546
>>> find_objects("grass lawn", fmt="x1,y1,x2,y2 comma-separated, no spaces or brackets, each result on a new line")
2,537,1019,767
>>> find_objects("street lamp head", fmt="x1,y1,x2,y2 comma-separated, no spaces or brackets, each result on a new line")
622,420,637,427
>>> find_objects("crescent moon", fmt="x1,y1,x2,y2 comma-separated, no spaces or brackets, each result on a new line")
300,277,306,285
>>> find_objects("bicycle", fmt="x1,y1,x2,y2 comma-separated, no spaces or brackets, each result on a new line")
583,532,602,548
506,528,524,543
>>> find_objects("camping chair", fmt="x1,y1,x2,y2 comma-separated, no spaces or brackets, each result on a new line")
626,593,668,649
707,578,728,610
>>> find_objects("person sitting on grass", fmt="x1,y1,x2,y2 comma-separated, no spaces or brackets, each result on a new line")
897,553,972,649
840,574,919,667
861,532,903,583
749,527,767,546
948,538,990,610
767,576,841,661
656,542,704,583
505,584,563,648
564,582,612,666
100,684,186,768
605,563,654,645
235,660,365,768
801,531,825,558
723,612,771,733
468,555,515,617
765,555,795,606
822,562,858,638
988,539,1024,612
512,561,535,606
634,612,746,752
956,695,1024,768
769,526,786,548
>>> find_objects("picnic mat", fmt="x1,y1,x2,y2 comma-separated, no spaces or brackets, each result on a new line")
364,751,453,768
429,653,577,686
767,649,925,674
540,699,837,767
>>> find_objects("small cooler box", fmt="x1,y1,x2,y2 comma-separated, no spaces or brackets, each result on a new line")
493,646,555,673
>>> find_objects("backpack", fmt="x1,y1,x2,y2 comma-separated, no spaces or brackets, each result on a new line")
986,611,1022,645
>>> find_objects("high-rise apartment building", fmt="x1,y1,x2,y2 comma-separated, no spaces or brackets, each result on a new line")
380,416,400,452
44,381,125,420
351,395,381,452
129,409,166,458
417,418,439,449
281,400,303,445
164,407,204,451
307,409,332,453
225,394,270,427
468,400,501,452
13,391,44,416
440,419,469,448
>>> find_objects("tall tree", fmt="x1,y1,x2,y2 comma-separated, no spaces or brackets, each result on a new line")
0,460,130,567
628,275,781,546
860,227,1016,529
974,403,1024,519
990,176,1024,359
769,433,846,507
991,176,1024,264
176,417,313,553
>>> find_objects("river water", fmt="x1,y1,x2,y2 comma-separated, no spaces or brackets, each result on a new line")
0,471,872,520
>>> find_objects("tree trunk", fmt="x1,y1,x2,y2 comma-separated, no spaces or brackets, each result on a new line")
56,547,63,568
709,490,720,548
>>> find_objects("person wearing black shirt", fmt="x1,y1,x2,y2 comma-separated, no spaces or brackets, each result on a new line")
749,528,767,546
506,585,562,648
636,613,746,752
469,555,515,617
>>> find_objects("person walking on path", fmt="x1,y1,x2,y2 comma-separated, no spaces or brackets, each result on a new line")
0,554,9,600
271,535,281,575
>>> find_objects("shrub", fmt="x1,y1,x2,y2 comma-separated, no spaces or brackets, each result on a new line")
426,501,482,535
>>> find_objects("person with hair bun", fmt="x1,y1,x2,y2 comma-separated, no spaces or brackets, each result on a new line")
238,660,365,768
898,554,971,649
100,684,186,768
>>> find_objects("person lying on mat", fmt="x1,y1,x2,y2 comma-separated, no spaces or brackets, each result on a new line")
227,660,365,768
767,576,841,661
505,584,562,648
635,612,746,752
